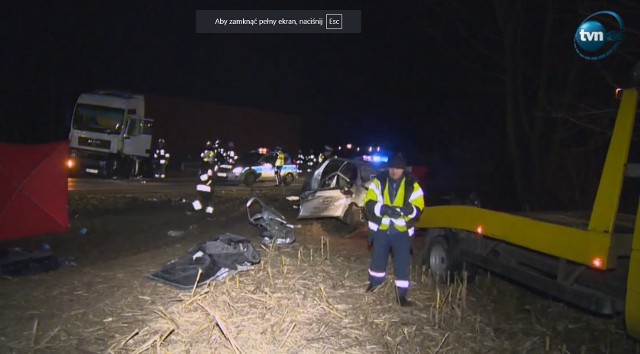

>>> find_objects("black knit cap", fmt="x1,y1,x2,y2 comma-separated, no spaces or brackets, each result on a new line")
387,153,407,169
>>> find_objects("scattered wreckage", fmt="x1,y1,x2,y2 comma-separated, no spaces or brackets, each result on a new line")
247,196,296,246
149,233,261,288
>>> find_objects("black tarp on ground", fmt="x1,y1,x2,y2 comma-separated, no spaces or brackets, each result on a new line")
149,233,260,289
0,248,74,277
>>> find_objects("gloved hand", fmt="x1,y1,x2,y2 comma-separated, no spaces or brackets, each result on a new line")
381,205,403,219
400,203,415,216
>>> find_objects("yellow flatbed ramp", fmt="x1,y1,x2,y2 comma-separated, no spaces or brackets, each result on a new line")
416,87,640,340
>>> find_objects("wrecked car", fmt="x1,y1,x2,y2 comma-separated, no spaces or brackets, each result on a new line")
298,158,381,228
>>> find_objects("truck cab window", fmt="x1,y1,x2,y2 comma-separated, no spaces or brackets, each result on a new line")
126,118,152,137
72,104,124,134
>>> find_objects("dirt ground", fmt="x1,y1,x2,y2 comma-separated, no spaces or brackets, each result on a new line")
0,188,638,354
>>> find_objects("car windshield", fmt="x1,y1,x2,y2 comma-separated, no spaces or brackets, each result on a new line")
320,159,344,180
258,152,293,165
258,153,275,165
318,161,361,189
71,104,125,134
236,152,264,166
339,162,358,184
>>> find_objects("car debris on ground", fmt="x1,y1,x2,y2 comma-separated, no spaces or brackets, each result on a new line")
246,196,296,246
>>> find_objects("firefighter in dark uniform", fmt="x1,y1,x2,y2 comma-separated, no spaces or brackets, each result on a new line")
224,141,238,165
192,162,215,214
152,138,170,179
274,147,285,186
306,149,316,172
296,150,305,171
364,153,425,306
201,140,215,166
214,139,225,168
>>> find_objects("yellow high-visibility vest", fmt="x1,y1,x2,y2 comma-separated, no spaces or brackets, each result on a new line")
365,176,425,235
276,151,285,167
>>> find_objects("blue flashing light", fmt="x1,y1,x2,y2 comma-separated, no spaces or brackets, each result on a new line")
371,154,388,163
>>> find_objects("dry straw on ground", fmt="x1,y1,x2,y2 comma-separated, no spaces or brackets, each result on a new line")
108,229,488,354
6,220,636,353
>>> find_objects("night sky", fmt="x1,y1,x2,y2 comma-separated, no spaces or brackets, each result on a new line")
2,1,639,209
1,2,449,148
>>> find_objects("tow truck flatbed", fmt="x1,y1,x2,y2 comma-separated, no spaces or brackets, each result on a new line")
417,86,640,340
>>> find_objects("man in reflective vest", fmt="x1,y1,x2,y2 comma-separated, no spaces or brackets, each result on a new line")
192,162,215,214
274,147,285,186
364,153,425,306
318,145,334,164
201,140,215,166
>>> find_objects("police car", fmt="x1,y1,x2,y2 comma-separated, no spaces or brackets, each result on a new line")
216,151,299,186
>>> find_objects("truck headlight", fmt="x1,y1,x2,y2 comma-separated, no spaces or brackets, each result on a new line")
232,167,243,174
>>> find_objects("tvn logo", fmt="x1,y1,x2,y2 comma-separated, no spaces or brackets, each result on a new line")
574,11,624,60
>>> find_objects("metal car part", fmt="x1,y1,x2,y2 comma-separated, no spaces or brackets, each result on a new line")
246,196,295,246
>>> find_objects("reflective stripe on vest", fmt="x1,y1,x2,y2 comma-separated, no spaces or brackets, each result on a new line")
380,178,409,232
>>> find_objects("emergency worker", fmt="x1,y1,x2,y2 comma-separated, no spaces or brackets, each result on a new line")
224,141,238,165
318,145,334,163
192,162,215,215
152,138,170,178
306,149,316,172
296,150,306,172
201,140,215,166
214,139,225,167
364,153,425,307
274,147,285,186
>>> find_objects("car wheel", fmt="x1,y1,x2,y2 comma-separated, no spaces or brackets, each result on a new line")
283,173,295,185
341,203,365,227
320,219,359,237
243,173,257,187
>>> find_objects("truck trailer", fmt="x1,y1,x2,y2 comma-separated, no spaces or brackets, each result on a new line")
418,74,640,340
67,91,301,178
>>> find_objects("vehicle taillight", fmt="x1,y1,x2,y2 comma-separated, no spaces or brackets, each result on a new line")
66,158,75,169
592,257,604,269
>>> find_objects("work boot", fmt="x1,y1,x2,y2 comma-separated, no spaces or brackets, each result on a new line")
397,297,412,307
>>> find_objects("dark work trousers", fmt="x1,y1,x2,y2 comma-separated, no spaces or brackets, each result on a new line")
198,191,213,210
369,228,412,298
275,166,283,185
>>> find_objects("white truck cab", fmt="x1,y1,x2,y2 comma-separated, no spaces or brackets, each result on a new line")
68,91,153,178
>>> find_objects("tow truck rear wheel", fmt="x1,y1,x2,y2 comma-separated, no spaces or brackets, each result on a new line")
424,236,453,281
421,231,477,283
